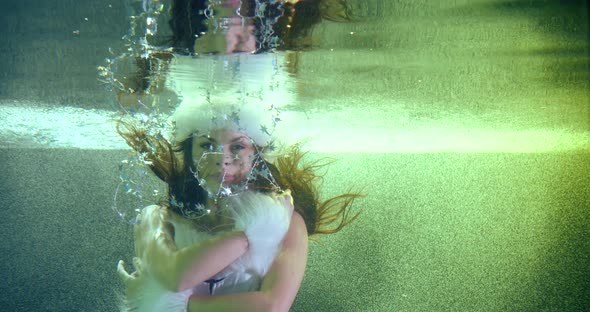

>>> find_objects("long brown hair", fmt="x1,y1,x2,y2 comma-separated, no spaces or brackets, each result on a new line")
116,119,363,236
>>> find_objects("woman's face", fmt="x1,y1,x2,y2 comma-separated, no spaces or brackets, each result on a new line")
192,128,257,191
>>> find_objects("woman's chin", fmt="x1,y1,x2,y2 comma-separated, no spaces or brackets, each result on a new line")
222,176,236,184
203,177,244,191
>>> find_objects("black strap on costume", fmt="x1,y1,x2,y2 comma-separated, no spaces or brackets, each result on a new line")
204,277,226,295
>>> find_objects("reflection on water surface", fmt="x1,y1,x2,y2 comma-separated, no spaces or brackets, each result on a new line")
0,0,588,152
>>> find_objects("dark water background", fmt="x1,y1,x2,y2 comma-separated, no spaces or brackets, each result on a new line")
0,1,589,311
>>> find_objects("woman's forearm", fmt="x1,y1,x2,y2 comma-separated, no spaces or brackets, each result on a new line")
137,206,250,292
173,230,249,291
188,292,275,312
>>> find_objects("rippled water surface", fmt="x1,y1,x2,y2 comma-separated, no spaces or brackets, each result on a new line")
0,0,588,152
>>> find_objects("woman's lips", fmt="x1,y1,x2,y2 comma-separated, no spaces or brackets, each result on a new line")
209,173,235,183
222,175,235,183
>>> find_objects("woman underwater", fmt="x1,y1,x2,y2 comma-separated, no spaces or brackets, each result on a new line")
113,1,361,310
115,98,362,311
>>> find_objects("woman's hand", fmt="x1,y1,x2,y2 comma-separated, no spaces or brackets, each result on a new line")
225,23,256,53
126,205,249,292
228,191,293,276
117,257,145,297
186,212,309,312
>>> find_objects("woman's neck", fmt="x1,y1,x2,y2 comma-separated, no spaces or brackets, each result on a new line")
199,196,233,232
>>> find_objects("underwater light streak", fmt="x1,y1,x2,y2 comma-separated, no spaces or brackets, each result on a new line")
0,103,588,152
0,103,127,149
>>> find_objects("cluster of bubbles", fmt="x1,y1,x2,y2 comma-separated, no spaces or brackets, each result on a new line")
107,1,289,224
113,152,161,225
97,0,167,94
105,1,173,224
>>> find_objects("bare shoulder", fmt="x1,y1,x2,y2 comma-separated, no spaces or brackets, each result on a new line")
283,211,308,248
260,211,308,310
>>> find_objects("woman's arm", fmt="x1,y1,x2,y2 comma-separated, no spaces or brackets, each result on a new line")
187,212,309,312
136,205,249,292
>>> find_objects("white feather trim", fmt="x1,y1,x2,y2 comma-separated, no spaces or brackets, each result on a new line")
170,97,277,147
228,191,291,276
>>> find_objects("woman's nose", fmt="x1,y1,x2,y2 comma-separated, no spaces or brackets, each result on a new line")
212,152,233,167
215,158,232,166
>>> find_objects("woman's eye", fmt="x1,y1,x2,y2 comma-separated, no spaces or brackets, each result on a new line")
231,144,245,151
200,142,213,150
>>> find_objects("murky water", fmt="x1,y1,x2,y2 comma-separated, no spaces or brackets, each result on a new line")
0,1,589,311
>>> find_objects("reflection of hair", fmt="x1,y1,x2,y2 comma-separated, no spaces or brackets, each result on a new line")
116,119,362,236
169,0,209,53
